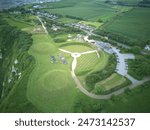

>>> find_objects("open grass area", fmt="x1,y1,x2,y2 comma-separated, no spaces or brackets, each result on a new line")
27,34,80,112
95,73,127,91
44,0,125,21
5,17,33,29
61,43,93,52
78,51,110,88
76,52,99,74
1,0,150,113
80,21,103,28
57,17,79,24
102,7,150,43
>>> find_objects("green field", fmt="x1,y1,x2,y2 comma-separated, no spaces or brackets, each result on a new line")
27,33,103,112
104,81,150,112
44,0,127,21
4,17,33,29
95,73,127,92
78,51,110,89
80,21,103,28
61,43,93,52
116,0,142,5
1,0,150,113
57,17,79,24
102,7,150,43
27,34,79,112
76,53,99,73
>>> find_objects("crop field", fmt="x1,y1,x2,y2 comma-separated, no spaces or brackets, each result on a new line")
102,7,150,43
44,0,125,21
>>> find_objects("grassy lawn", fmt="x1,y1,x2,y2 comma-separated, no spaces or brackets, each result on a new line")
61,43,93,52
76,52,99,74
102,7,150,43
44,0,119,21
78,51,110,88
95,73,127,91
27,34,81,112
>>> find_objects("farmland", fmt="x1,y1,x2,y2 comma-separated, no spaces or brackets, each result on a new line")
102,7,150,44
44,0,128,21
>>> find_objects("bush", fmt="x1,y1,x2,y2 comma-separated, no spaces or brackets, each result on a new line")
54,38,66,43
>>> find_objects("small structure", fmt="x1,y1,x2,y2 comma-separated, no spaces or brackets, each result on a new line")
75,34,85,42
33,27,44,33
50,55,56,63
84,36,96,44
14,59,19,64
145,45,150,51
68,34,72,38
18,73,22,79
12,65,17,74
51,25,61,31
58,53,68,64
104,36,108,40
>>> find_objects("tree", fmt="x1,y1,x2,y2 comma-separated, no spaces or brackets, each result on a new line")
97,18,103,23
131,46,141,54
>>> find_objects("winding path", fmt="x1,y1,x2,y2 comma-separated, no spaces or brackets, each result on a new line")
59,49,150,99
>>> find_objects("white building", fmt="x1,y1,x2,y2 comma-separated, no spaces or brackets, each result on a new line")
145,45,150,51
